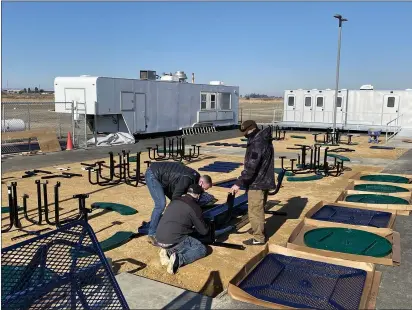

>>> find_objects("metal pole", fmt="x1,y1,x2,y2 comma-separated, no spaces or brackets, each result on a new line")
332,15,347,134
84,102,87,149
71,101,75,148
94,101,98,147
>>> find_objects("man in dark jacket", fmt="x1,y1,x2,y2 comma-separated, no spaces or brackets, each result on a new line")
156,184,209,274
145,162,212,245
230,120,275,246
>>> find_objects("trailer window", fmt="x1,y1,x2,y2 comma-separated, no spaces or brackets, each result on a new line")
219,93,231,110
304,97,312,107
210,94,216,109
201,94,207,110
316,97,324,107
288,96,295,107
337,97,342,108
387,97,395,108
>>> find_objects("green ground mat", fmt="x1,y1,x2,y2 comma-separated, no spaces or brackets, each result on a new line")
1,265,56,297
287,175,324,182
99,231,135,252
290,135,306,139
91,202,138,215
354,184,410,193
1,206,23,214
345,194,410,205
360,175,410,184
274,168,294,176
240,138,248,142
318,143,340,147
327,154,351,162
129,156,137,162
304,227,392,257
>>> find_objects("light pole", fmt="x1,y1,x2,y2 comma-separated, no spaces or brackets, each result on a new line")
332,14,348,134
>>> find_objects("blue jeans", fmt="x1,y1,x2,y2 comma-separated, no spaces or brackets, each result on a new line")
166,236,207,268
145,168,167,236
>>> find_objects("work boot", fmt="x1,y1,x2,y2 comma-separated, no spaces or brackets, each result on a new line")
159,249,170,266
167,253,180,274
242,238,266,246
147,235,158,246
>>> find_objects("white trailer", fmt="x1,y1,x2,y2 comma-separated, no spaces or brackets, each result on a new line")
281,86,412,132
54,72,239,136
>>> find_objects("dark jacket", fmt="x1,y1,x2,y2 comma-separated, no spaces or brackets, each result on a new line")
155,195,210,245
235,126,275,190
150,162,200,200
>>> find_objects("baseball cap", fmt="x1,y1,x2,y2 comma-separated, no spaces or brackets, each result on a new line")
240,120,257,132
188,184,204,195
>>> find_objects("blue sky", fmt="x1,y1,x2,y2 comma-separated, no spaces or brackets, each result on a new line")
2,1,411,95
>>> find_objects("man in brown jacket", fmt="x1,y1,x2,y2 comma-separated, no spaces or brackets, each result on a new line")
230,120,275,245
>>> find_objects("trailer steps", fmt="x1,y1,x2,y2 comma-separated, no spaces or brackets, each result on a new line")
182,126,217,136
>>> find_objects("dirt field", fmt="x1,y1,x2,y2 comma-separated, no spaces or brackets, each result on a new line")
2,131,407,297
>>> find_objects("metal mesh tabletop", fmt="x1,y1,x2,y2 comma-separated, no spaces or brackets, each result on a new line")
1,220,129,310
238,253,367,309
311,205,392,228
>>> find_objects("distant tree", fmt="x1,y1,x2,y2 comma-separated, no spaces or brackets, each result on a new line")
34,87,39,93
39,89,44,93
23,88,27,93
19,90,24,94
28,88,31,93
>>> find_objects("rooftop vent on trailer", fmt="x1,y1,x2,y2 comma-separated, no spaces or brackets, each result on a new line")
360,84,374,90
140,70,157,80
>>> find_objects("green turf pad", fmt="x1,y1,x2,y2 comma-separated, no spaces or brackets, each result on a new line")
1,206,23,214
240,138,248,142
304,227,392,257
354,184,410,193
99,231,135,252
287,175,324,182
91,202,138,215
274,168,294,176
1,265,57,297
318,143,340,147
360,175,410,184
345,194,410,205
128,156,137,162
327,154,351,162
291,135,306,139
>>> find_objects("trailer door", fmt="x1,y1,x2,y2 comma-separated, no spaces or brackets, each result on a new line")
314,96,325,123
335,95,345,124
303,95,313,122
382,95,400,126
285,95,296,121
135,93,146,132
120,91,136,134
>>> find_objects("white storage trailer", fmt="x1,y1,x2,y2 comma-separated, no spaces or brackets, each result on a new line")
281,86,412,132
54,72,239,136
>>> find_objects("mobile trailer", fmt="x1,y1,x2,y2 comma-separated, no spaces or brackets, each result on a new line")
54,75,239,137
280,87,412,132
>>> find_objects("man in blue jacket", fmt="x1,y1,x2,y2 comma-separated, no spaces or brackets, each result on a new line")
230,120,275,246
145,162,212,245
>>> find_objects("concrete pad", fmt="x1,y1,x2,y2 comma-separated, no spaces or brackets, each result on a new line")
376,215,412,309
1,130,243,173
375,149,412,309
382,149,412,174
116,272,214,309
212,291,268,309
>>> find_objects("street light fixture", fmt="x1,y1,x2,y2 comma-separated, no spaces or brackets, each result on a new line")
332,14,348,134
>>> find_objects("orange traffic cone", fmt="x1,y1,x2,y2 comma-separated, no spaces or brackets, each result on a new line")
66,132,73,151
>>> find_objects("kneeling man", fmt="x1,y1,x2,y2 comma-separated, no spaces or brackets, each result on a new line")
155,184,210,274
